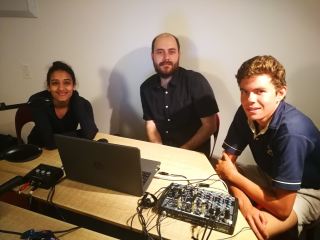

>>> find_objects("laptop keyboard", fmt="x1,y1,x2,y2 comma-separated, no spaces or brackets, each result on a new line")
142,171,151,185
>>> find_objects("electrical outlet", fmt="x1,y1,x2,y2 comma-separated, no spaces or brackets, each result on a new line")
22,64,31,80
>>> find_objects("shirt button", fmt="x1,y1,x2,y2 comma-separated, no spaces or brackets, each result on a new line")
165,131,169,134
168,119,171,121
165,105,168,108
165,91,168,94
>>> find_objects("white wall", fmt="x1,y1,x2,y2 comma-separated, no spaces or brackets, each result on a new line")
1,0,319,162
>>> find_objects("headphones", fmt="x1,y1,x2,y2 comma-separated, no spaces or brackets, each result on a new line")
139,192,158,208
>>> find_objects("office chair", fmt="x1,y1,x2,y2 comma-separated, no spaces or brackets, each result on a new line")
15,104,33,144
210,113,220,158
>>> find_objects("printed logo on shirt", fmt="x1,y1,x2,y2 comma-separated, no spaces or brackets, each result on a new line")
266,145,273,157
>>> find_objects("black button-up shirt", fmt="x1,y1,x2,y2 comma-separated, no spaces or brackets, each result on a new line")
140,67,219,156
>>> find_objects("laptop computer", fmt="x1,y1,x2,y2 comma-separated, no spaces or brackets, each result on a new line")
54,134,161,196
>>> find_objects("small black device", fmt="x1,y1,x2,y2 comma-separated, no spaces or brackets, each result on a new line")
24,164,64,189
21,229,57,240
1,144,42,162
157,183,238,235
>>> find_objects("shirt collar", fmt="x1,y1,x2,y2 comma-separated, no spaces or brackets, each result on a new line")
248,119,271,139
152,67,181,89
247,100,286,139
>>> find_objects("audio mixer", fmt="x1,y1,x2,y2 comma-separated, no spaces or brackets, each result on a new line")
157,183,238,234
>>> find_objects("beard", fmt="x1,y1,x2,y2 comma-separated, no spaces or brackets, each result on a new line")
153,60,179,79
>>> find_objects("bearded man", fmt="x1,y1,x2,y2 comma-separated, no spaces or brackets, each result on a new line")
140,33,219,157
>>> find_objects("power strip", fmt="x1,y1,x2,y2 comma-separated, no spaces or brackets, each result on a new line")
24,164,64,189
157,183,238,235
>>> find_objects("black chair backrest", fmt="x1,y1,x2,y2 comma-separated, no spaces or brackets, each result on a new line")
15,104,33,144
210,113,220,157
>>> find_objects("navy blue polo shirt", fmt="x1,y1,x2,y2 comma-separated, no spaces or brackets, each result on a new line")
223,101,320,190
140,67,219,156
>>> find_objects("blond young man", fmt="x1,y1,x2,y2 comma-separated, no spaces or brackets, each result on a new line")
214,55,320,239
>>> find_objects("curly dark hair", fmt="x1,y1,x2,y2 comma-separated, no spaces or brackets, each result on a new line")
236,55,286,91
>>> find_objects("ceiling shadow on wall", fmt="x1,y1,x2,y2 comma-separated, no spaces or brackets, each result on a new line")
105,47,154,141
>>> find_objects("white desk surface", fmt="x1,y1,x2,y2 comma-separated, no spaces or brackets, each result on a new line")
0,201,117,240
0,133,256,240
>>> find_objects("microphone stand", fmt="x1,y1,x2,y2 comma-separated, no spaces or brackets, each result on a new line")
0,102,27,111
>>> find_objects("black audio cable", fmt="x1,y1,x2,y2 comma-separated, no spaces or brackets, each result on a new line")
133,192,166,240
0,226,81,240
216,227,251,240
157,171,191,184
0,229,21,236
136,204,155,240
156,171,223,188
46,176,67,221
205,226,214,240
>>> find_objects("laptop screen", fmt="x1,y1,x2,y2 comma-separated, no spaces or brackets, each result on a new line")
54,134,160,196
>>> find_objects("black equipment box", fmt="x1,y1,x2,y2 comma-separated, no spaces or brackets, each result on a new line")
157,183,238,235
25,164,64,189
